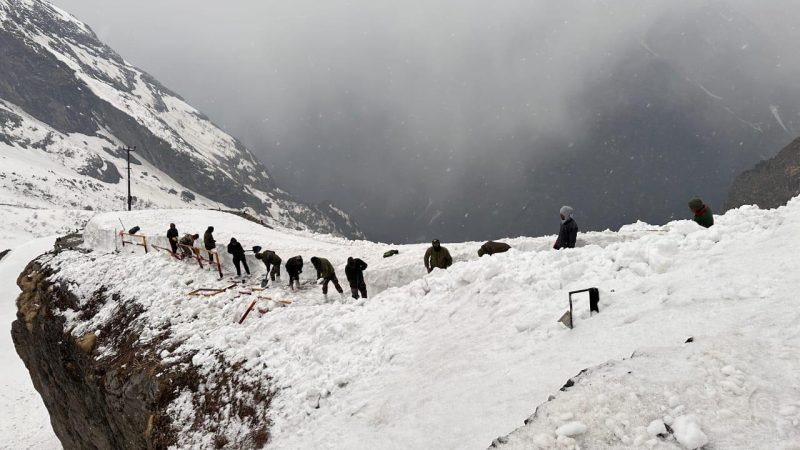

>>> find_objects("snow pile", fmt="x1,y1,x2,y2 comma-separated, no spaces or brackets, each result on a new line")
498,330,800,449
29,199,800,449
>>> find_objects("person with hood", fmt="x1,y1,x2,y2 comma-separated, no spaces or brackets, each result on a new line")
345,257,369,299
310,256,344,298
554,206,579,250
178,233,199,258
478,241,511,257
166,223,179,253
203,226,216,262
688,197,714,228
254,247,282,285
285,256,303,291
424,239,453,273
226,237,250,277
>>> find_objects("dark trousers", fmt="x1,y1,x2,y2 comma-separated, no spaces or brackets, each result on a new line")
233,256,250,276
288,270,301,287
206,248,215,262
322,275,343,294
169,239,178,254
269,265,280,281
349,278,367,299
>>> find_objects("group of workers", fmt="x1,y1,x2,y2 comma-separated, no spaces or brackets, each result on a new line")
423,196,713,270
165,224,369,300
159,197,713,300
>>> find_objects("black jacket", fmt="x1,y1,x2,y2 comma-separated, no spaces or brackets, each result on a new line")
345,258,368,282
204,229,216,250
285,256,303,274
554,218,578,249
167,227,179,241
227,240,246,259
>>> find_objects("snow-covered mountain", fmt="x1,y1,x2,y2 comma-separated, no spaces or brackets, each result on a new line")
0,0,362,238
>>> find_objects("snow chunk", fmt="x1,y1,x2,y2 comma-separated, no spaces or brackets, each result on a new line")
646,419,666,437
556,421,587,437
672,415,709,449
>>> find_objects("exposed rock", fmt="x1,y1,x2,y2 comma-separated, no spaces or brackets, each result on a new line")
726,136,800,210
12,244,273,449
77,155,122,184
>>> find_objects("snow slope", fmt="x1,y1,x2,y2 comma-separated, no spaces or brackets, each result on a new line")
0,0,362,238
497,335,800,449
26,199,800,449
0,205,92,250
0,236,61,450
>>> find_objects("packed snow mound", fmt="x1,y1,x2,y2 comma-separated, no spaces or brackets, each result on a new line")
33,199,800,448
496,335,800,449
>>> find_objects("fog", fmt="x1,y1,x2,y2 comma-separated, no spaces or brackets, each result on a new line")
52,0,800,242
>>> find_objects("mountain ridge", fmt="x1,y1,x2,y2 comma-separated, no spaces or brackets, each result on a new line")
0,0,364,238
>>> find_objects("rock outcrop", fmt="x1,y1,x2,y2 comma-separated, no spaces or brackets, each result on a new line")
726,136,800,211
12,237,273,449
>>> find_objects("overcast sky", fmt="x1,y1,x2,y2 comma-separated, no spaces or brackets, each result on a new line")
50,0,800,242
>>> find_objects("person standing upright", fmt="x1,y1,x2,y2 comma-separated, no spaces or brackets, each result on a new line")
203,226,216,263
554,205,579,250
345,257,368,299
166,223,179,254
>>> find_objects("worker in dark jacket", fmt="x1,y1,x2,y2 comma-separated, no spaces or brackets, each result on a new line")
345,257,368,299
554,206,579,250
478,241,511,257
166,223,179,254
285,256,303,291
310,256,344,298
178,233,199,258
203,226,216,262
255,249,282,284
424,239,452,273
688,197,714,228
226,238,250,277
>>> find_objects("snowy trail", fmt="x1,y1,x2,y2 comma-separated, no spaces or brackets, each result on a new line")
0,237,61,450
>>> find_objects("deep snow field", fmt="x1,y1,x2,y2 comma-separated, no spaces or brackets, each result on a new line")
4,202,800,449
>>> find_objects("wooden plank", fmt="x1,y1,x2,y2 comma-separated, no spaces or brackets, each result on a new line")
238,300,258,324
188,288,226,297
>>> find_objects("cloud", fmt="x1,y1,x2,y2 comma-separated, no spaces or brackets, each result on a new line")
51,0,800,242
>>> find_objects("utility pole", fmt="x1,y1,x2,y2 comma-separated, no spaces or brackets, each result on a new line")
126,146,136,211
